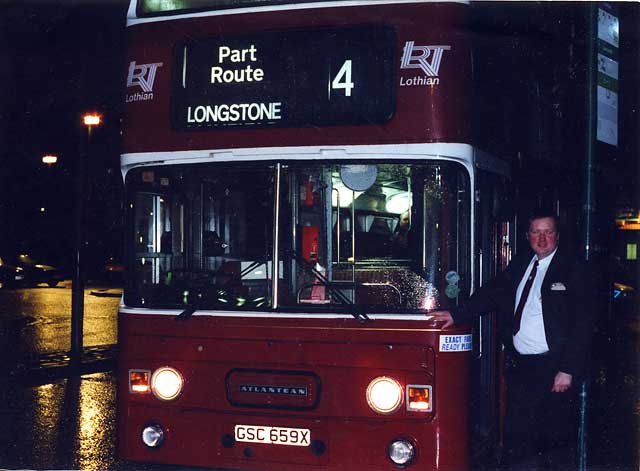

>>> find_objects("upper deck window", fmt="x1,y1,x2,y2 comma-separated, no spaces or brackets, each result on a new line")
138,0,347,16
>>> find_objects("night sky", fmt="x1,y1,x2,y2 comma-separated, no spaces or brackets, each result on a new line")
0,0,129,267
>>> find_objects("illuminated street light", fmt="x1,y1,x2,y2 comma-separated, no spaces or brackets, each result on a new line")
83,113,101,127
42,154,58,165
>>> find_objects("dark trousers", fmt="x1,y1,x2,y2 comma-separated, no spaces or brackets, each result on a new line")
502,352,578,471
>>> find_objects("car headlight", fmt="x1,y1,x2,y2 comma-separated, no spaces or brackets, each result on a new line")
151,366,184,401
366,376,403,415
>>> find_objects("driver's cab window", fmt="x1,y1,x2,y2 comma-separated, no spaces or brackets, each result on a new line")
127,166,275,308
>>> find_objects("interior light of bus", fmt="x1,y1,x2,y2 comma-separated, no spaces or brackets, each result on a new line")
406,384,432,412
144,0,184,12
151,367,184,401
331,183,362,208
129,369,151,394
366,376,403,415
385,192,411,214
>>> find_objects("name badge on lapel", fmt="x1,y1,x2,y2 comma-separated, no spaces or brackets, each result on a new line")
551,282,566,291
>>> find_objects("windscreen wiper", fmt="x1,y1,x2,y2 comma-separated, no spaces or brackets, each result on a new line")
176,305,197,320
176,259,271,320
291,250,370,323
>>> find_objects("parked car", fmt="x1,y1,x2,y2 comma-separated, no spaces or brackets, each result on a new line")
102,256,125,283
10,253,64,288
0,256,25,288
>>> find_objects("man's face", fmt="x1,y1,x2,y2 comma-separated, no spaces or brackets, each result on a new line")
527,217,559,259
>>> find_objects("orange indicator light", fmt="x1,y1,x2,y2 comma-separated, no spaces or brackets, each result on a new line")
129,370,151,394
407,385,432,412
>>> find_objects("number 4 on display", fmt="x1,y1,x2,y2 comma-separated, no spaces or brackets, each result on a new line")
331,60,354,97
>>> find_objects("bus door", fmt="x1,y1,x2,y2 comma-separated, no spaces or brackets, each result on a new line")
471,170,512,457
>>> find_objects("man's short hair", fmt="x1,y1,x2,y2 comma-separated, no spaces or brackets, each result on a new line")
527,209,559,233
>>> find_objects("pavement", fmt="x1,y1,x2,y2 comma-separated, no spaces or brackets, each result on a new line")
0,284,121,386
5,343,118,386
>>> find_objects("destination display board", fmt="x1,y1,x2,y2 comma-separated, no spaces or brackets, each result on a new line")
171,26,396,130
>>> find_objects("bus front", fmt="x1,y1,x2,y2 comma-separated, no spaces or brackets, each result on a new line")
119,1,476,470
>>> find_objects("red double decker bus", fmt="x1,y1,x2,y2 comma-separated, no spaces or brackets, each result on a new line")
118,1,511,469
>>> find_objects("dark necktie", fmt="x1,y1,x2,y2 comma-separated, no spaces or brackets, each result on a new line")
513,260,539,336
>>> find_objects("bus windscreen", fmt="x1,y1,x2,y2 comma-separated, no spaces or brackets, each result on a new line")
125,161,470,314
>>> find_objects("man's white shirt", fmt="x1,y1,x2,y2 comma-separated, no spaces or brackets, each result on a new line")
513,248,558,354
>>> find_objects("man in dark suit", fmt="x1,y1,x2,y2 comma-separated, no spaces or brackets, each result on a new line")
432,210,594,470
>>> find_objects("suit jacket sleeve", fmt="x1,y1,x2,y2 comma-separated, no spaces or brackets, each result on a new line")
450,259,519,325
557,260,596,377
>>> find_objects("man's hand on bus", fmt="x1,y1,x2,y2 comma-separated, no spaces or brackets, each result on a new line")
429,310,454,329
551,371,572,393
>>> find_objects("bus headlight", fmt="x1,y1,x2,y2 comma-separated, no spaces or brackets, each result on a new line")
142,424,164,448
366,376,403,415
151,366,184,401
388,439,416,467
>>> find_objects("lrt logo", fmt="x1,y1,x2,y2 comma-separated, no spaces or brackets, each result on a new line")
125,61,163,103
399,41,451,87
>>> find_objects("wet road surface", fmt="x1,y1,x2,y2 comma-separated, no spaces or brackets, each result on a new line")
0,281,119,366
588,307,640,471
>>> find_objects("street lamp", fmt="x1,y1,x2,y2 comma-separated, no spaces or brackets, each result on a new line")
42,154,58,165
71,112,103,367
83,113,101,127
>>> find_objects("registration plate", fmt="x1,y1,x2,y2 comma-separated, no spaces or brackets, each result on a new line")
234,424,311,446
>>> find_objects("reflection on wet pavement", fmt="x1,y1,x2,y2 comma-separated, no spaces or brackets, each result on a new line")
77,374,115,469
0,373,117,470
0,371,174,471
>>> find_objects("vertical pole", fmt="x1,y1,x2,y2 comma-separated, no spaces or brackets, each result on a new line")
578,381,589,471
584,3,597,263
271,163,281,309
578,4,597,470
70,124,90,366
